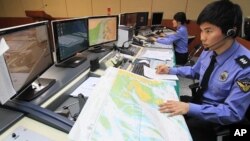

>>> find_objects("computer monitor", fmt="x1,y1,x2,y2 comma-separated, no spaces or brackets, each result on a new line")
244,17,250,40
119,13,137,27
51,17,88,67
88,15,118,52
151,12,164,26
136,12,149,27
0,21,55,101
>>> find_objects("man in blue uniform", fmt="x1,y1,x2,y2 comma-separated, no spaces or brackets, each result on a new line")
156,0,250,141
149,12,188,65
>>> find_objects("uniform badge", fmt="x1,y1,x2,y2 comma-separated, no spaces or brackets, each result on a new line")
236,78,250,93
219,71,228,81
235,55,250,69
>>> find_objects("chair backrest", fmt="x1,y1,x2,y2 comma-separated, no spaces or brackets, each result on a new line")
188,35,196,45
185,44,202,66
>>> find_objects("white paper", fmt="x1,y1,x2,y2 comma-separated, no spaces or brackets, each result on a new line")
139,50,172,61
150,42,173,48
0,38,9,55
70,77,100,97
143,65,179,80
0,55,16,104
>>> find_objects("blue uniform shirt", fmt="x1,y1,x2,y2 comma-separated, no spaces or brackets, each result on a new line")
156,25,188,53
169,41,250,125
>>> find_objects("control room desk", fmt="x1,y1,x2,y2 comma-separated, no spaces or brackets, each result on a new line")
68,44,191,140
0,43,182,140
0,48,113,140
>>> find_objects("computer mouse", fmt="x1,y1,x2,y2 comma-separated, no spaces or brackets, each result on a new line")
74,60,81,63
138,59,149,64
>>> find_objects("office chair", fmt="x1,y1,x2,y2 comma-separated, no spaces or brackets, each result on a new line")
216,107,250,141
185,44,202,66
188,35,196,45
181,44,203,99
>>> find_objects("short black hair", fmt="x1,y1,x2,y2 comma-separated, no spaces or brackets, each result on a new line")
197,0,242,37
174,12,187,25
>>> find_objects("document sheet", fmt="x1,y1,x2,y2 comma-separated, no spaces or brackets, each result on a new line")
0,38,16,104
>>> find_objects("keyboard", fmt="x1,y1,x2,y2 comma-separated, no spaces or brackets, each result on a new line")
128,47,140,55
119,46,140,56
131,63,149,76
119,48,134,56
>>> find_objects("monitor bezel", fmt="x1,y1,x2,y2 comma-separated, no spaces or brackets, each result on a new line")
0,21,54,96
87,15,119,47
51,17,89,64
151,12,164,26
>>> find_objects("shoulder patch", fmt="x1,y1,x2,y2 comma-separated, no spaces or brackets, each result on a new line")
236,78,250,93
235,55,250,69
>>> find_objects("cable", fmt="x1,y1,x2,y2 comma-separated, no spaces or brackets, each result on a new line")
122,40,131,48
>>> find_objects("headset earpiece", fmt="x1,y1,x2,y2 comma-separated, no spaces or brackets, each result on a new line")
226,28,236,37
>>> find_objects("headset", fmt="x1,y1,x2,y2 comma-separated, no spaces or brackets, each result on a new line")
203,28,236,51
226,28,236,37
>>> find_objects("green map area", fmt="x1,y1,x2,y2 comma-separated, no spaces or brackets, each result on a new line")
69,68,192,141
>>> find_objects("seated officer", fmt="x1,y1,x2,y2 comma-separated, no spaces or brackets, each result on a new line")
155,0,250,141
149,12,189,65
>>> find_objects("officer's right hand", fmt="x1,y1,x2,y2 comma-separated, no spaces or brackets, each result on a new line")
148,37,157,43
156,64,170,74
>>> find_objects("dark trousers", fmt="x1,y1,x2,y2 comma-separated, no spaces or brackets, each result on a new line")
185,116,218,141
175,51,188,65
180,96,218,141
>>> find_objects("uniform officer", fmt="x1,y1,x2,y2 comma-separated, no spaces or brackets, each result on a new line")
149,12,188,65
156,0,250,141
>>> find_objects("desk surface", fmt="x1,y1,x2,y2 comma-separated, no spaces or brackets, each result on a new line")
0,117,67,141
0,48,112,137
0,41,186,140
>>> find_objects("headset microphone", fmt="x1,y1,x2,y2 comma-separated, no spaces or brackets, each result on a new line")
203,28,236,51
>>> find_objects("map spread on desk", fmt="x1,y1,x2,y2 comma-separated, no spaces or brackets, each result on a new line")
68,67,192,141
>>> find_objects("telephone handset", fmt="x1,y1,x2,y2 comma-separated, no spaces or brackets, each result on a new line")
132,37,143,46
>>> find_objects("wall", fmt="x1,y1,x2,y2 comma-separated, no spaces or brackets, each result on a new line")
0,0,249,54
0,0,249,19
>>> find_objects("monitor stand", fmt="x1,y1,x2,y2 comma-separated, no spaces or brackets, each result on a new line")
17,78,56,101
55,56,87,68
88,46,106,53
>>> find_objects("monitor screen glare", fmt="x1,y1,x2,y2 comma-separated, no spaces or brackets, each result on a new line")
136,12,149,27
1,21,54,100
52,18,88,63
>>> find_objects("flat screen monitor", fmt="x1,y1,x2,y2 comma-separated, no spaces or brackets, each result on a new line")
51,17,88,67
0,21,55,101
88,15,118,52
119,13,137,27
151,12,164,26
136,12,149,27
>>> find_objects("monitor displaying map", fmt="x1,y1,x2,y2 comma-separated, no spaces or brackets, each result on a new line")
88,15,118,47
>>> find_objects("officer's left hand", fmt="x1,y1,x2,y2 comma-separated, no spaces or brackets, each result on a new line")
158,100,189,116
159,33,166,37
